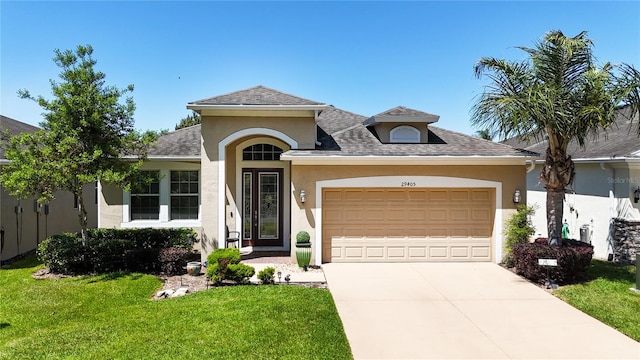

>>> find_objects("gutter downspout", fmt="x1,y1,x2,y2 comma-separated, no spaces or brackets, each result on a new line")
601,162,616,260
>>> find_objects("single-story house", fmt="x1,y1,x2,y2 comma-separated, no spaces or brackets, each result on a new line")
0,115,98,262
503,106,640,260
99,86,534,264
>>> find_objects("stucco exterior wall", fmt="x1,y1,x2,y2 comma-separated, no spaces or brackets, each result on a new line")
290,164,525,264
199,114,313,261
1,184,97,261
526,162,640,260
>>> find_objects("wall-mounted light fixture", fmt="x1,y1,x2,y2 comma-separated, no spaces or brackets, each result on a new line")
300,189,306,204
513,189,521,204
634,187,639,203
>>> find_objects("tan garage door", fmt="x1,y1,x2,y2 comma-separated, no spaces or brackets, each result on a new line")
322,188,494,262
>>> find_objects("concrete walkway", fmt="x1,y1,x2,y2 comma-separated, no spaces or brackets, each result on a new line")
323,262,640,360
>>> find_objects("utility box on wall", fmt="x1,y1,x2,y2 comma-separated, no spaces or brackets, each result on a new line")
580,224,591,244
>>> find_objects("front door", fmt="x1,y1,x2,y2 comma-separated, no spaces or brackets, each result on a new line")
242,168,283,247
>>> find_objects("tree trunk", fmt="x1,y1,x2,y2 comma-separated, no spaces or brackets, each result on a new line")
77,189,88,246
540,147,575,246
546,189,564,246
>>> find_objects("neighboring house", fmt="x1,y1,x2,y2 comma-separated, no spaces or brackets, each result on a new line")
0,115,98,262
99,86,534,264
503,106,640,260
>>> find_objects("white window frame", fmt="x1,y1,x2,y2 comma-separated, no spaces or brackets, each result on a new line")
121,165,201,228
390,125,421,143
169,170,200,220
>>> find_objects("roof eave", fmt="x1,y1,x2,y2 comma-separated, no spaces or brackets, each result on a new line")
187,104,327,112
281,154,532,166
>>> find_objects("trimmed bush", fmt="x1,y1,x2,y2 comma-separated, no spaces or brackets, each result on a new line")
38,228,198,275
257,266,276,284
512,239,594,284
37,233,91,274
226,264,255,284
159,247,192,275
124,248,161,273
296,231,310,244
205,248,254,285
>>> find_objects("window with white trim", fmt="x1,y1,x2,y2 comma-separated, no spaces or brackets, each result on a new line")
242,144,283,161
390,125,421,143
131,171,160,220
170,170,199,220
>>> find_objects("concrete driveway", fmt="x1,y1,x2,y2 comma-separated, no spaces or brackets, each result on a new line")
323,263,640,359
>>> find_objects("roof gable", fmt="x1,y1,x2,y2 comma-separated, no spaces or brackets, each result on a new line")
189,85,325,106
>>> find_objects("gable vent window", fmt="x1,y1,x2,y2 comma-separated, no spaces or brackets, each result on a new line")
242,144,283,161
390,125,421,143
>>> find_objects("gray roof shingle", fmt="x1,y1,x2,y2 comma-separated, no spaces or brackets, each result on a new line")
502,107,640,159
0,115,40,159
374,106,438,118
148,124,201,157
156,87,535,159
189,85,325,106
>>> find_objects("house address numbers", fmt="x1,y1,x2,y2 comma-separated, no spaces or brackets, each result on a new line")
401,182,417,187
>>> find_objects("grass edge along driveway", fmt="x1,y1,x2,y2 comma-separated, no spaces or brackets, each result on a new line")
554,259,640,342
0,257,353,360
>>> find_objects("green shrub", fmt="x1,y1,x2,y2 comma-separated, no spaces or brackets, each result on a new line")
37,233,90,274
503,205,536,266
124,248,161,272
512,239,594,284
38,228,198,275
257,266,276,284
296,231,310,244
205,248,254,284
89,238,130,273
226,264,255,284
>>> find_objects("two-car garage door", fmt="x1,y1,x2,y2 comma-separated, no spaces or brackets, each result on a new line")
322,188,494,262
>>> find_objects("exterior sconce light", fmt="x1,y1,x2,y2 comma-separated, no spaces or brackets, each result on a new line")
300,189,306,203
513,189,521,204
634,187,640,204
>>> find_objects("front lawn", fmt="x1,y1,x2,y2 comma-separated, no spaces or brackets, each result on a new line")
554,259,640,341
0,257,352,359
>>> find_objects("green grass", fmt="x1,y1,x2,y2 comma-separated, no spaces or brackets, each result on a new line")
554,260,640,341
0,256,353,359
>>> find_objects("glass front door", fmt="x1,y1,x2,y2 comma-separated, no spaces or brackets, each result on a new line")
242,168,283,246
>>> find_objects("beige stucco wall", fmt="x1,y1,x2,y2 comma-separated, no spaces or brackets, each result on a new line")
1,183,97,261
199,113,315,261
290,164,525,264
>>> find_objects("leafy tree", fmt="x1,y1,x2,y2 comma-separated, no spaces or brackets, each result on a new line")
175,111,201,130
475,129,493,141
0,45,157,243
472,30,640,246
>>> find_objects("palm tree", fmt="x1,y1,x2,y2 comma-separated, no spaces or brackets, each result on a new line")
475,129,493,141
471,30,640,246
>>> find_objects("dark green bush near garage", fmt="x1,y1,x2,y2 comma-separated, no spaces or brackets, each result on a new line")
511,238,594,284
37,228,198,275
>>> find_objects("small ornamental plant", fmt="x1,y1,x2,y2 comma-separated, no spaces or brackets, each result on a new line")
296,231,310,244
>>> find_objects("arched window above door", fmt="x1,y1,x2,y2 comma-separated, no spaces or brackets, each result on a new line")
242,144,283,161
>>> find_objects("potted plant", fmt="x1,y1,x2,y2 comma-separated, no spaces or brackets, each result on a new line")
295,230,311,270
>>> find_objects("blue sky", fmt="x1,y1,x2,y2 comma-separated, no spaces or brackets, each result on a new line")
2,1,639,135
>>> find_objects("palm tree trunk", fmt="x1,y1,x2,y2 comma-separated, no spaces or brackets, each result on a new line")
541,147,575,246
546,189,564,246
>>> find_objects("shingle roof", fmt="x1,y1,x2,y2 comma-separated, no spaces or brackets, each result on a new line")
502,107,640,159
374,106,438,118
189,85,325,106
295,108,535,157
0,115,40,159
156,87,535,159
148,124,201,157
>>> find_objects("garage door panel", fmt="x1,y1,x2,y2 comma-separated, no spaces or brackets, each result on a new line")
323,187,493,262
